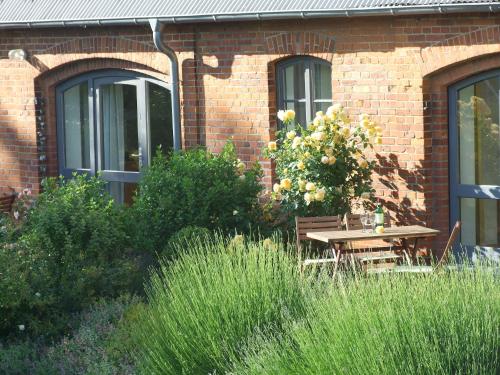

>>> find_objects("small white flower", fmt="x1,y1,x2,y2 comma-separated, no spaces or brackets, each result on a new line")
277,110,286,121
321,156,329,164
233,210,238,216
35,292,41,297
18,325,25,331
13,211,20,220
239,175,246,181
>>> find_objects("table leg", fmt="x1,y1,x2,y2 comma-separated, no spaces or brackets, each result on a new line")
402,238,420,264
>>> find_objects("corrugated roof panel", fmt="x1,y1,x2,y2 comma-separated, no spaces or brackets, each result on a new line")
0,0,497,26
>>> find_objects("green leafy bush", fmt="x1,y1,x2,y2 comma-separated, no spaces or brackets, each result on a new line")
132,141,263,253
133,235,305,374
162,225,213,261
0,175,140,336
0,295,140,375
234,267,500,374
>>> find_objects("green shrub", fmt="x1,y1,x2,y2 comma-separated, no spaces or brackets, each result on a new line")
131,141,263,253
0,175,140,336
133,235,305,374
0,295,140,375
161,225,213,260
234,267,500,374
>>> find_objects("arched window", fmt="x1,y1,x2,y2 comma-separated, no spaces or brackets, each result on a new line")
449,69,500,259
276,57,332,128
56,69,177,204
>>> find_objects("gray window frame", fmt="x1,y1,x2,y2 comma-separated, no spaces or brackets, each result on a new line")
276,56,332,127
56,69,175,182
448,69,500,255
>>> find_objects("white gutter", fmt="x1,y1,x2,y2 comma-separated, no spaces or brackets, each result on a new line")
0,4,499,29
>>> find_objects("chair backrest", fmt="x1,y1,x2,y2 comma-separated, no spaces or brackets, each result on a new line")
435,221,461,269
344,213,391,230
0,194,15,214
295,215,343,250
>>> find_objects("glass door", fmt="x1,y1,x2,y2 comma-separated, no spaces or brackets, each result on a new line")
57,70,175,205
449,70,500,261
96,78,144,205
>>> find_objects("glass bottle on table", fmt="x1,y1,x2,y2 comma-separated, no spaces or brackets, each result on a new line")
374,202,384,232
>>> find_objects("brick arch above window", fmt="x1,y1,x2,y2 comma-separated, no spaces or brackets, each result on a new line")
421,25,500,77
30,36,169,78
265,31,335,62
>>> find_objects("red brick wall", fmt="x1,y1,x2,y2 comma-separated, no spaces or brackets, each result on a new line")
1,14,500,249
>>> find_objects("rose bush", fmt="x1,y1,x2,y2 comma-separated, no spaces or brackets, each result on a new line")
265,105,380,218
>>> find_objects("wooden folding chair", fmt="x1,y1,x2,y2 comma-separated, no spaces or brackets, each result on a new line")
0,193,15,215
393,221,461,273
343,213,401,272
296,216,343,270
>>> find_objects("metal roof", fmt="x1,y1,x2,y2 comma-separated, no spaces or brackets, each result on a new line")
0,0,499,28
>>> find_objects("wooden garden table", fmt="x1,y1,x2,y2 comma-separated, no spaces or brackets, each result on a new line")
306,225,440,262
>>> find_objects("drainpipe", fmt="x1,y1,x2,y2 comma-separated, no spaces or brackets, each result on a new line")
149,18,181,150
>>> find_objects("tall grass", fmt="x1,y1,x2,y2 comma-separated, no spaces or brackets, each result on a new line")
133,235,305,375
234,267,500,374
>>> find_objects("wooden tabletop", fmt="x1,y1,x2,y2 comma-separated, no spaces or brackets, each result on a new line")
306,225,440,243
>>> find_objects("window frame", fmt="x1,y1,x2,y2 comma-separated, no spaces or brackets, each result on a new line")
276,56,332,128
448,68,500,256
56,69,175,179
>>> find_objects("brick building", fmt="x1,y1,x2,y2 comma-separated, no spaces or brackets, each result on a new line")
0,0,499,253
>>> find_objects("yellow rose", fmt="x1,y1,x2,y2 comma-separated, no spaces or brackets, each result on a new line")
283,110,296,122
359,159,368,169
374,136,382,145
342,128,351,138
304,152,311,159
321,156,329,164
273,183,281,193
286,130,296,140
292,136,302,149
280,178,292,191
268,141,277,151
324,147,333,156
236,161,245,174
297,161,305,170
327,103,342,116
328,156,337,165
298,179,306,192
304,192,314,204
317,125,325,132
277,110,286,121
306,182,316,191
311,132,325,141
315,188,326,202
308,122,317,131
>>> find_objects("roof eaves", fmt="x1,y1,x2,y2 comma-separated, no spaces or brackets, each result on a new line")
0,3,498,29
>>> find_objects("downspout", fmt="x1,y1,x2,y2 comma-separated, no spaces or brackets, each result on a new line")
149,18,181,150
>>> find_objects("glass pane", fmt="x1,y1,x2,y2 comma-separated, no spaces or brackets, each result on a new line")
100,84,139,172
63,82,90,169
107,181,138,206
284,62,306,101
314,101,332,114
149,83,173,155
314,63,332,100
284,101,306,129
457,77,500,185
460,198,500,247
